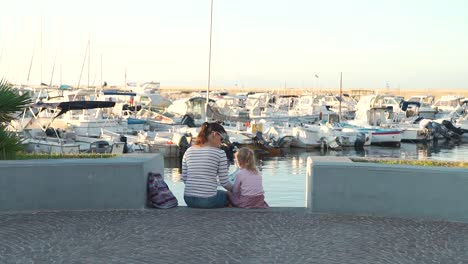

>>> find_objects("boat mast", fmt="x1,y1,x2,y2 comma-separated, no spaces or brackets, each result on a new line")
40,16,43,86
205,0,214,122
27,46,35,85
60,46,62,86
48,52,57,87
88,34,91,89
59,25,63,86
100,54,103,91
77,39,90,89
339,72,342,121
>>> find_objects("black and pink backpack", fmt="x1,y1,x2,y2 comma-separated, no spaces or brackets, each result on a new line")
147,172,178,209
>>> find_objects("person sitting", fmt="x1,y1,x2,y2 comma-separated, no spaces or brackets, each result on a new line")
228,147,269,209
182,122,232,208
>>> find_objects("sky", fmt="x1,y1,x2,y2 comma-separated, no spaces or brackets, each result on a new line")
0,0,467,90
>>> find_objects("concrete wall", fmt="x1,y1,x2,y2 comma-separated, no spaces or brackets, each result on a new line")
307,157,468,222
0,154,164,212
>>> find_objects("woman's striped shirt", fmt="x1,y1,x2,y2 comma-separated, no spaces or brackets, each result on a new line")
182,146,231,197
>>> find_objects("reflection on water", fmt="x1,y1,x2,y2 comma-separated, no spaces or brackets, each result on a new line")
164,140,468,207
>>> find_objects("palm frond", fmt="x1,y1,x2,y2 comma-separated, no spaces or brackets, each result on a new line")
0,78,29,159
0,126,24,160
0,79,32,123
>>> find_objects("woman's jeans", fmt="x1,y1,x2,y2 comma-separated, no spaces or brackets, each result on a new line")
184,190,228,208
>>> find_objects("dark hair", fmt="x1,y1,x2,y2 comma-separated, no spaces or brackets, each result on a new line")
195,122,226,145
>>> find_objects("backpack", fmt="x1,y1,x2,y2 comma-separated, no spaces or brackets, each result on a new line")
147,172,178,209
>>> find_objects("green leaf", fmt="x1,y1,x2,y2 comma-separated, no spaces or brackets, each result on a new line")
0,79,32,123
0,78,31,159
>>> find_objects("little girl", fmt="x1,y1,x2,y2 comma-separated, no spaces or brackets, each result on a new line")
228,147,268,208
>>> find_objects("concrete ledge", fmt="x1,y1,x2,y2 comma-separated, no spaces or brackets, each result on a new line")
0,154,164,212
307,156,468,223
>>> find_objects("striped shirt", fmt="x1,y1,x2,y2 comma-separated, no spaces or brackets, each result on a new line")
182,146,232,197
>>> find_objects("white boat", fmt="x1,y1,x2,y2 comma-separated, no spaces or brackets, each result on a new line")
433,95,463,119
357,127,401,147
49,101,129,137
99,87,172,110
165,96,214,125
320,120,371,148
406,95,437,119
134,108,176,131
134,129,192,158
346,96,401,146
290,124,324,149
21,129,80,155
261,124,295,148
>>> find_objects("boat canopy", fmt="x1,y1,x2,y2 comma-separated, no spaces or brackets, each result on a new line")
33,100,116,118
59,84,73,90
103,90,137,96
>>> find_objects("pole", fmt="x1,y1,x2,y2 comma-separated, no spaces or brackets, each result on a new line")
205,0,214,122
100,54,103,90
60,47,62,86
27,46,35,85
88,34,90,89
77,41,89,89
40,17,43,86
339,72,342,121
49,53,57,87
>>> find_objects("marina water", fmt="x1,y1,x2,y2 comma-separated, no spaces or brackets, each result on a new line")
164,141,468,207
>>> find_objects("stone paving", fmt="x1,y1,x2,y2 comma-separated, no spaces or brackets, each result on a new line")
1,208,468,264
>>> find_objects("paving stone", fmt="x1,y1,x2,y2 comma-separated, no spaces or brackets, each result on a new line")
0,208,467,264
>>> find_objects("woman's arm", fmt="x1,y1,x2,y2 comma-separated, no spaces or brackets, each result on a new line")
181,152,188,183
231,173,241,195
217,151,232,191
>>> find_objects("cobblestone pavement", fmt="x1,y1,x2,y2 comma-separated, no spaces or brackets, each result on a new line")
1,208,468,264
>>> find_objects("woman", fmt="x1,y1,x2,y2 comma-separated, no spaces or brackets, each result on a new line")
182,122,232,208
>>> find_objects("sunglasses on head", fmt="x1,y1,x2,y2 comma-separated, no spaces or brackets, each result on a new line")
214,131,228,141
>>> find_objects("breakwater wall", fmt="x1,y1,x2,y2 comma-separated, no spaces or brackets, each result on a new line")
0,154,163,212
307,157,468,222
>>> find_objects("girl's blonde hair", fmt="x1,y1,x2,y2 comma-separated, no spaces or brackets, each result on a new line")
235,147,258,174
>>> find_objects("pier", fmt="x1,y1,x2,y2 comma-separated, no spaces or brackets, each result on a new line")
1,154,468,263
1,208,468,263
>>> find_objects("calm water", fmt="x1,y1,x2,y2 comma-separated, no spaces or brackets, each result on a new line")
164,141,468,207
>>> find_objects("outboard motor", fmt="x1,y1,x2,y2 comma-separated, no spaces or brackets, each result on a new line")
412,116,424,124
181,114,196,127
431,122,449,140
354,132,366,149
120,135,129,153
221,142,238,162
45,127,59,137
178,134,192,158
253,131,269,146
441,120,468,137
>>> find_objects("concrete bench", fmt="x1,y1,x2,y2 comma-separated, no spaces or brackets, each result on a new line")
307,157,468,223
0,153,164,212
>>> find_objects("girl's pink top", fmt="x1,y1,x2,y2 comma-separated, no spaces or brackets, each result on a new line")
232,168,264,196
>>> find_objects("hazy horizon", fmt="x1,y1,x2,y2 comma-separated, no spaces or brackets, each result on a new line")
1,0,467,89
